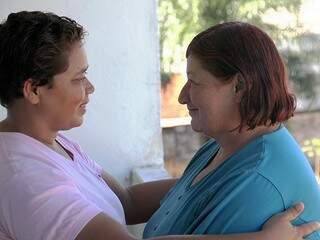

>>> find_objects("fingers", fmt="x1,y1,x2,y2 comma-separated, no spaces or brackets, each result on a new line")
296,221,320,237
283,202,304,221
283,203,320,237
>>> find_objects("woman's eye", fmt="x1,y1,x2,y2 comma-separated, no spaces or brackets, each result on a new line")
72,70,88,83
73,76,87,82
188,79,198,85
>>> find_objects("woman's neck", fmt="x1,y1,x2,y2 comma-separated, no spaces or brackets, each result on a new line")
0,105,57,146
214,124,279,164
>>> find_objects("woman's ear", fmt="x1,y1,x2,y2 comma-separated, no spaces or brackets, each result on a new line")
23,79,40,104
234,74,245,103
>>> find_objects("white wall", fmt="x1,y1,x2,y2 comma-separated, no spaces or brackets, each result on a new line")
0,0,163,185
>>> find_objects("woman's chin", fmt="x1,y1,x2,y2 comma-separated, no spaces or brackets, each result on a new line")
190,120,203,133
63,117,84,130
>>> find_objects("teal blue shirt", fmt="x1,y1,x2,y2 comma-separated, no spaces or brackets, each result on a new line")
144,126,320,239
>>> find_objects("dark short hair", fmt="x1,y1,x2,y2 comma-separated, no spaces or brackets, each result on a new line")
186,22,296,130
0,11,85,107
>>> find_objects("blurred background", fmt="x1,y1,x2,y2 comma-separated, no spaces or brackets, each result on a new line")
159,0,320,179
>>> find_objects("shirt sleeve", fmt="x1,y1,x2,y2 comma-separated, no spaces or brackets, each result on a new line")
189,171,285,234
0,168,102,240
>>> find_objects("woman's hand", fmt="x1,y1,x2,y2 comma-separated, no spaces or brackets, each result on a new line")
262,203,320,240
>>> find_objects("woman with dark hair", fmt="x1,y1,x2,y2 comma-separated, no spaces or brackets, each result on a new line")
143,22,320,239
0,12,318,240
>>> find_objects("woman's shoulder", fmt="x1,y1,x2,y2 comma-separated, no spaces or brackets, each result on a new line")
253,127,320,205
256,125,309,171
0,133,75,180
0,132,40,173
234,125,295,169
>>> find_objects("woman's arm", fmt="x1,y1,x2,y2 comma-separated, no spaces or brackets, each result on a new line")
101,170,178,224
75,203,319,240
152,203,319,240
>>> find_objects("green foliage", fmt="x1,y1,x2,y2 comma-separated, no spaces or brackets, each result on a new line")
198,0,301,43
158,0,200,73
302,138,320,179
160,71,172,87
281,33,320,99
302,138,320,158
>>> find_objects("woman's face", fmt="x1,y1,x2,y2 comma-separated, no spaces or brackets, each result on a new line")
36,41,94,130
178,55,241,137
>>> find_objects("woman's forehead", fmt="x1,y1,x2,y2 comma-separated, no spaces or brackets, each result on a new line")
186,55,203,73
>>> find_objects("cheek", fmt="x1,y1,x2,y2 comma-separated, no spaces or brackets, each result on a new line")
198,98,225,121
189,88,201,104
68,87,85,104
199,107,215,122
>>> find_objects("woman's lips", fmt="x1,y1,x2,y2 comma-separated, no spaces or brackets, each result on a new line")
79,102,88,114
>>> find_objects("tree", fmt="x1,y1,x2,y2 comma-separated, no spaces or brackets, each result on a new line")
198,0,302,43
158,0,200,75
282,33,320,104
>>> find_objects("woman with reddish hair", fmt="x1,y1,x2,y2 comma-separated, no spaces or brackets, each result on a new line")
144,22,320,239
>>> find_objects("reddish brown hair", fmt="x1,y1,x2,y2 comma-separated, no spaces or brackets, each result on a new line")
186,22,296,130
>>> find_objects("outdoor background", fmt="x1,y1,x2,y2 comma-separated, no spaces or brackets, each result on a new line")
159,0,320,178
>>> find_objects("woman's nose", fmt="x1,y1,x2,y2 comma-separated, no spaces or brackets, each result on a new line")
178,81,190,104
85,78,95,94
